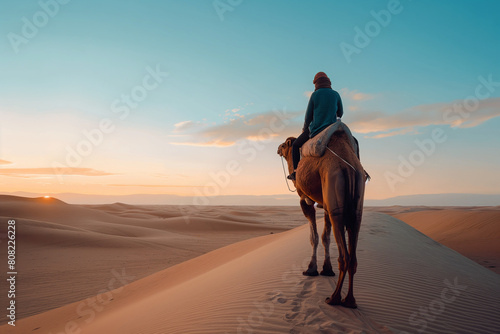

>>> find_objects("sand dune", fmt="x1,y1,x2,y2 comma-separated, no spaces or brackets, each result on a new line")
368,206,500,274
3,202,500,333
0,196,297,323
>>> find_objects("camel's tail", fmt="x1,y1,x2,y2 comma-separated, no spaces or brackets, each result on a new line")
341,170,362,230
352,167,365,223
345,153,365,225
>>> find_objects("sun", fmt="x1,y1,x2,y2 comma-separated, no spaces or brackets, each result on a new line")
44,195,51,199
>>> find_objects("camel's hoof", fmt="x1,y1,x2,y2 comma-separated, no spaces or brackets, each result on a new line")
302,270,319,276
320,269,335,277
341,298,358,309
325,297,342,306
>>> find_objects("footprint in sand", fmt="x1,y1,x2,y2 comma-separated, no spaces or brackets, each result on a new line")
266,290,288,304
296,279,314,298
285,278,319,323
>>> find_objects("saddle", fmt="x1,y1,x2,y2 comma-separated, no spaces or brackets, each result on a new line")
301,121,358,158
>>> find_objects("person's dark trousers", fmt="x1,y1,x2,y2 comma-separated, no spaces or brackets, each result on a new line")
292,128,310,170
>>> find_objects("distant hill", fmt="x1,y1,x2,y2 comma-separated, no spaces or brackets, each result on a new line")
1,192,499,206
364,193,500,206
2,192,299,206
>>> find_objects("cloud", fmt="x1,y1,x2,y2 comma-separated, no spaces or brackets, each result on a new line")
340,88,375,101
221,104,250,122
0,167,115,177
171,140,236,147
107,184,197,188
366,127,418,139
173,120,201,132
0,159,12,165
347,97,500,137
171,96,500,145
171,110,302,147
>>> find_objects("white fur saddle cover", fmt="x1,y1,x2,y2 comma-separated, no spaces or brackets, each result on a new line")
301,121,358,158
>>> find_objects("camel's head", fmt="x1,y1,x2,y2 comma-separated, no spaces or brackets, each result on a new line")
277,137,296,159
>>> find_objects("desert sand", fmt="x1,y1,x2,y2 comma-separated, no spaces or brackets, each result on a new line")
0,195,299,323
1,196,499,333
367,206,500,274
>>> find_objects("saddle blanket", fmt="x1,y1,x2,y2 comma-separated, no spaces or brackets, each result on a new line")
301,121,358,158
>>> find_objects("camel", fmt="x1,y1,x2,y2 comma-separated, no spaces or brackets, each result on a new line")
277,129,366,308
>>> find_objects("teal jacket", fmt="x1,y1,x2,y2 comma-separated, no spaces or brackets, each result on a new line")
303,88,343,138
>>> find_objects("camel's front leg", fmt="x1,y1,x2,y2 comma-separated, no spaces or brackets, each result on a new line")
300,199,319,276
320,215,335,276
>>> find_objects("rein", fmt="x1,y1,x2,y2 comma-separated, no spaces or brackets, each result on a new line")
280,156,297,192
326,147,371,184
326,146,357,172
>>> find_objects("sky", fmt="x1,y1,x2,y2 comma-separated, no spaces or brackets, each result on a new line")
1,0,499,204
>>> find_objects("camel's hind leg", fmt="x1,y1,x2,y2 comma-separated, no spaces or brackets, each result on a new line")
323,172,349,305
325,212,348,305
320,215,335,276
300,198,319,276
342,211,362,308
